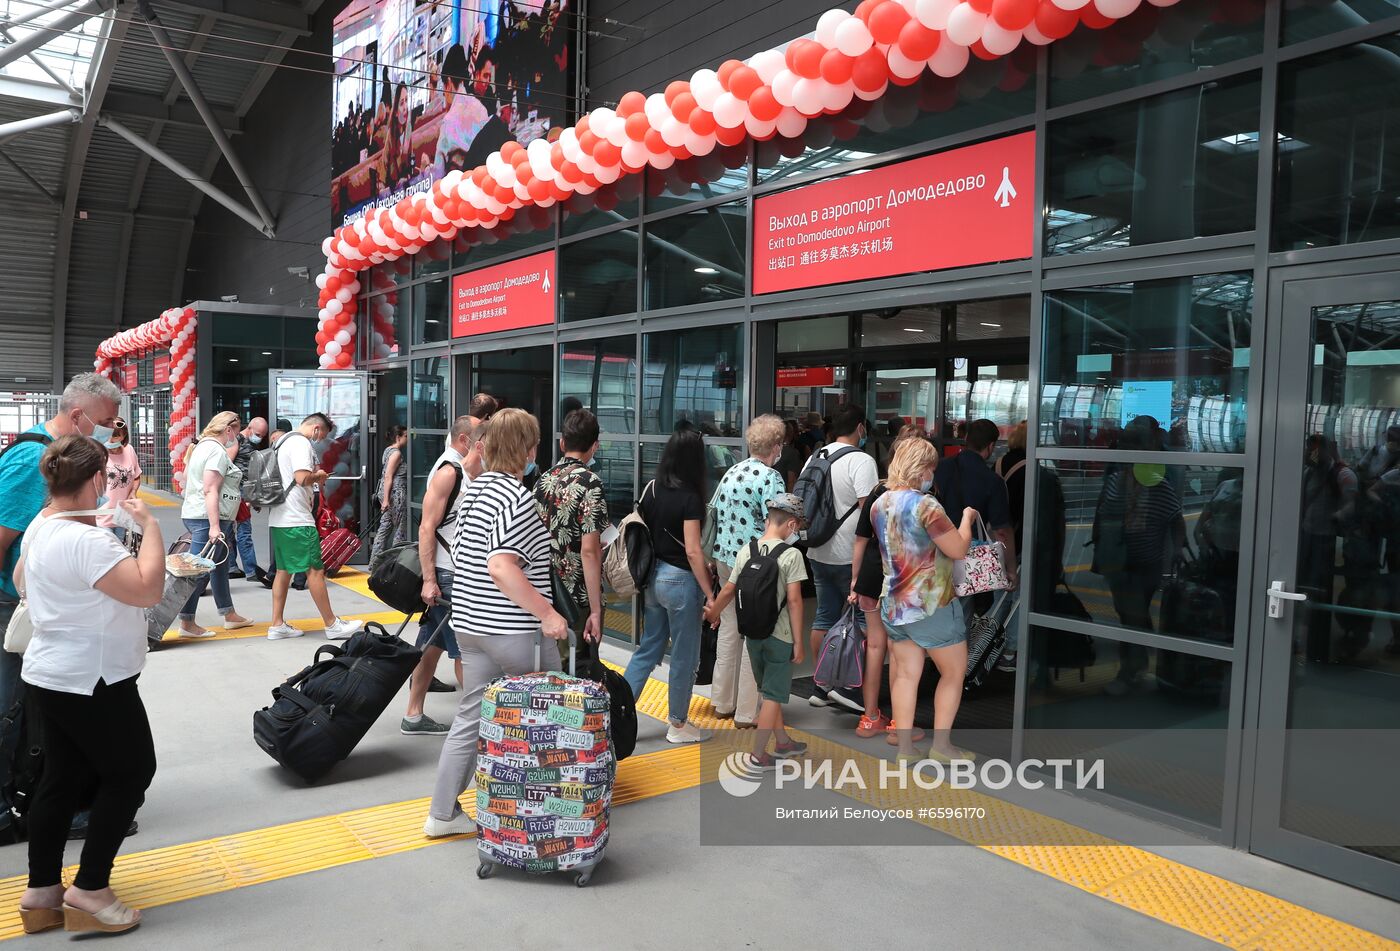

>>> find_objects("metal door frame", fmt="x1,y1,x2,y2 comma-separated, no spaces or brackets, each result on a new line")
1245,258,1400,899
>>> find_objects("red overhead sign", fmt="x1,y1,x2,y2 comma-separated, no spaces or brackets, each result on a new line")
753,131,1035,295
122,363,138,392
153,352,170,385
451,250,557,339
777,366,836,388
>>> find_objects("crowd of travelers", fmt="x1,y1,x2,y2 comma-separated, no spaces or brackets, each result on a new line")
0,370,1029,932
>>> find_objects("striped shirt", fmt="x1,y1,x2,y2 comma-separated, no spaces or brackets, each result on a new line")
450,470,551,637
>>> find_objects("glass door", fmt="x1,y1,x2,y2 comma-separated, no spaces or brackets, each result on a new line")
1251,270,1400,899
269,369,371,542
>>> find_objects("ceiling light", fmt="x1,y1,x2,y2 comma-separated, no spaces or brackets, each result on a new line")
980,322,1001,328
694,266,718,274
902,327,923,332
261,351,272,356
425,319,440,324
228,357,239,363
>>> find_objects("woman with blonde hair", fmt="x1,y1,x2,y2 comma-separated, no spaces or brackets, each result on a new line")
870,437,977,762
424,408,568,838
176,411,251,637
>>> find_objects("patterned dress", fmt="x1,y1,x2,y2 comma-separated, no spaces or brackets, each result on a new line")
370,444,408,564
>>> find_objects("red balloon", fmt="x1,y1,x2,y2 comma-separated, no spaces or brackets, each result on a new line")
689,109,717,136
820,49,854,85
644,129,667,153
1035,0,1078,39
854,0,880,22
500,140,523,162
624,112,649,141
716,59,742,89
967,0,993,12
671,91,698,123
664,80,689,106
528,178,550,202
748,86,782,122
1078,4,1114,27
992,0,1037,29
715,123,746,147
617,90,645,116
593,140,621,166
786,39,824,79
578,129,600,153
867,0,911,44
336,352,352,368
851,48,890,92
729,65,762,100
897,19,940,59
969,39,998,60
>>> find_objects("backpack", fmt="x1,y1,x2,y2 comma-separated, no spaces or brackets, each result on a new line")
603,481,656,599
734,540,793,640
793,445,860,548
241,432,308,507
0,432,52,465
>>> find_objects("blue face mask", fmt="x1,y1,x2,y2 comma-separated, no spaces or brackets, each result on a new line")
96,493,109,508
858,434,867,449
105,441,122,451
525,460,538,477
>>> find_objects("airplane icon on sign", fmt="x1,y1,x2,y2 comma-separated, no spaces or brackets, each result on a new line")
543,270,551,294
993,166,1017,208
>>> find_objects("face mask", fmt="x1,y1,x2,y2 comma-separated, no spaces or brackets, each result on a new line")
525,460,538,477
95,493,109,508
920,477,933,493
858,435,867,449
784,531,801,546
248,435,263,446
87,416,115,447
105,440,123,451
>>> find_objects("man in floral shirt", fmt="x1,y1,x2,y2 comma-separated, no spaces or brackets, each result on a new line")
707,414,787,727
532,408,608,666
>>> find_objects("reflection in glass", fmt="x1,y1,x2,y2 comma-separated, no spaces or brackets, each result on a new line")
415,278,449,345
365,281,408,361
641,438,737,502
954,297,1030,342
1046,73,1260,254
962,364,1030,442
866,367,938,475
375,367,409,477
858,306,941,348
411,357,450,431
757,60,1034,184
642,324,745,437
1034,460,1244,646
644,201,747,310
453,205,554,269
415,238,452,277
560,228,638,321
410,433,446,505
1042,273,1253,451
561,177,640,236
777,314,849,353
646,144,749,211
1283,0,1400,44
474,346,555,464
1274,34,1400,251
558,335,637,433
1025,626,1230,826
1048,0,1263,107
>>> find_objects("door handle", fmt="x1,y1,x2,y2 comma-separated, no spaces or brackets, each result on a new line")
1265,580,1308,619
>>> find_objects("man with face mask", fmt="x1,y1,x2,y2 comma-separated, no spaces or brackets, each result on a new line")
0,373,122,842
229,417,269,584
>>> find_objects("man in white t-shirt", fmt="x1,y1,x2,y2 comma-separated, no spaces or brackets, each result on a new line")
800,404,877,711
400,415,482,736
266,413,363,641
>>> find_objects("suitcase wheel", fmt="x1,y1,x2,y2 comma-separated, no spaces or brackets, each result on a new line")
476,861,494,880
574,869,592,887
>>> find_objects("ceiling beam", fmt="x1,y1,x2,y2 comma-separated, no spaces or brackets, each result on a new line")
0,0,105,72
0,147,60,205
154,0,308,34
103,87,240,132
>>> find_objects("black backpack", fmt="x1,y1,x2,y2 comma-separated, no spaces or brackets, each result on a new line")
734,540,793,640
0,686,46,844
793,445,860,548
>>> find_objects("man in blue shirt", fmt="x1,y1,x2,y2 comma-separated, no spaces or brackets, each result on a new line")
934,418,1019,616
0,373,122,715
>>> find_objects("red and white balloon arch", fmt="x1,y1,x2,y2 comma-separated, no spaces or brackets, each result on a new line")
94,307,199,492
308,0,1184,367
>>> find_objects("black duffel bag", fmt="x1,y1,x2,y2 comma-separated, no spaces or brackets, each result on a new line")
585,657,637,762
253,621,424,783
368,543,427,615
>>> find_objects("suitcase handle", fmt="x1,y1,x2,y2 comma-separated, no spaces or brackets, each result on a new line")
272,682,330,719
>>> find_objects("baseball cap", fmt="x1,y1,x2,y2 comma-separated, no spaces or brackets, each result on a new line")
767,493,806,525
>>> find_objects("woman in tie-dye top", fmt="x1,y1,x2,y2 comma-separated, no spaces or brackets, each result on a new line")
870,437,976,762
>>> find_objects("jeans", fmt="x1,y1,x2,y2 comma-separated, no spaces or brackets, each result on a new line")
179,518,236,620
27,676,156,891
623,561,703,725
417,568,460,660
428,630,542,822
234,519,260,575
810,559,859,632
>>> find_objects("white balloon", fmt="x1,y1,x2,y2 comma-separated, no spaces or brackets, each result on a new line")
594,163,621,184
1022,21,1052,44
335,287,352,303
886,48,925,79
605,115,630,148
854,78,888,101
315,273,329,289
981,20,1022,55
749,49,786,85
792,77,825,116
929,38,971,77
771,69,800,107
621,139,648,168
589,106,616,130
319,353,334,368
335,330,351,346
821,78,856,112
324,340,341,356
649,149,677,169
816,8,850,46
713,91,746,128
744,114,778,139
661,117,688,148
946,3,988,45
1094,0,1141,16
691,69,723,111
645,92,671,126
684,130,717,156
835,17,873,56
1050,0,1091,10
326,299,343,316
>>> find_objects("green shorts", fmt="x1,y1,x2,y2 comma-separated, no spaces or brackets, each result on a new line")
271,526,323,574
746,636,794,704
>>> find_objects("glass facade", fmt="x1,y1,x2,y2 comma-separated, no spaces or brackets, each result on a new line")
208,313,319,422
349,2,1400,893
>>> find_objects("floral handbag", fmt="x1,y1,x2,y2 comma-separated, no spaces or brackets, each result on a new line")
951,513,1012,597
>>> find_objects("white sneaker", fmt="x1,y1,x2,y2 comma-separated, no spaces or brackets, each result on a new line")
324,618,363,640
666,721,712,745
423,811,474,838
267,624,303,640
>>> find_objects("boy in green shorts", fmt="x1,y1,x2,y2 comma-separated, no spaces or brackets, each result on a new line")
704,494,809,770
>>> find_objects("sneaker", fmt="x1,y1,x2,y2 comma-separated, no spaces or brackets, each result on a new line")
423,811,474,838
428,676,454,693
995,652,1017,673
827,686,864,714
324,618,363,640
267,624,303,640
665,721,712,744
807,686,831,708
856,712,891,737
227,570,246,580
401,715,450,736
750,752,780,772
773,739,808,758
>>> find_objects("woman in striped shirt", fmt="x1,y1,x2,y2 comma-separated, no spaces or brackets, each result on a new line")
423,408,569,839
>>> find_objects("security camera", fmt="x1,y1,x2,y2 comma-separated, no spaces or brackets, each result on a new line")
220,294,239,303
287,266,310,280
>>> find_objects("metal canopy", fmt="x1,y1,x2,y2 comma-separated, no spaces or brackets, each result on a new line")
0,0,318,390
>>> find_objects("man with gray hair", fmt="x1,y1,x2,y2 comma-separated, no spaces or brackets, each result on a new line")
0,373,120,831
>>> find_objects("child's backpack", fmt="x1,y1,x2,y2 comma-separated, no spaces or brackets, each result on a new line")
793,445,859,548
734,540,793,640
603,481,656,599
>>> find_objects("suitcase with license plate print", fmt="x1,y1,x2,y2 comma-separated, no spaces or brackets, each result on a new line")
474,637,614,887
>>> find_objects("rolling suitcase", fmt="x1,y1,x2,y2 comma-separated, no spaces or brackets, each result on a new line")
252,616,427,782
474,635,614,887
320,527,361,576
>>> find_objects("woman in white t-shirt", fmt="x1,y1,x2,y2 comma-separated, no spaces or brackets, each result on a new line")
15,435,165,936
176,411,252,637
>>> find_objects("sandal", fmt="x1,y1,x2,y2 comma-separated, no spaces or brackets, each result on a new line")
63,899,141,934
19,906,63,935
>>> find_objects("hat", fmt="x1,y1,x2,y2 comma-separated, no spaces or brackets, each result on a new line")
803,411,823,428
767,493,806,525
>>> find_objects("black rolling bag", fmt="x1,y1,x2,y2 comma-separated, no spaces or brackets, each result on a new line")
253,618,428,782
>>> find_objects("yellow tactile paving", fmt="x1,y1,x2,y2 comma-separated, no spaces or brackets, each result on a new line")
151,610,408,645
136,489,177,507
0,744,701,942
